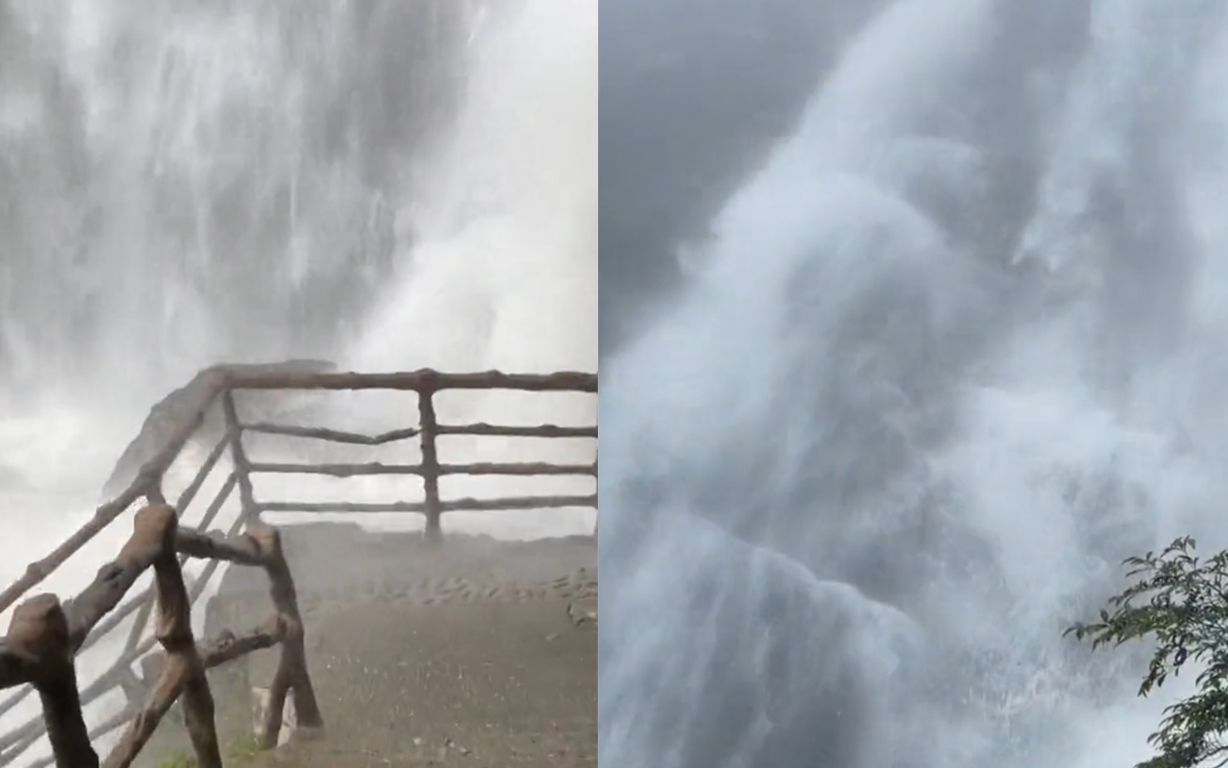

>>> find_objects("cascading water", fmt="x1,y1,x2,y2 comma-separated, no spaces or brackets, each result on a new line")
0,0,594,756
0,0,471,526
0,1,476,396
601,1,1228,766
0,0,595,542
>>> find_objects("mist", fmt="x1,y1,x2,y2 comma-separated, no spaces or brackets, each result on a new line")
0,1,595,753
599,1,1228,766
0,0,596,548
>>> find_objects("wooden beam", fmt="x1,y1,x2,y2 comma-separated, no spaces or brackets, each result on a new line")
258,494,598,514
247,461,596,478
6,595,96,767
225,369,597,393
418,392,442,543
222,390,260,523
175,529,263,567
243,421,597,442
104,505,221,768
248,462,424,477
120,473,237,680
242,423,420,445
28,619,287,768
174,436,229,513
436,422,597,438
64,502,179,653
246,525,323,747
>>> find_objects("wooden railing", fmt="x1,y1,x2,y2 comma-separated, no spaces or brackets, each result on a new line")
0,367,598,767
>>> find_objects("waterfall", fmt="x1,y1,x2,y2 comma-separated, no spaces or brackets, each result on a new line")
600,1,1228,765
0,0,596,582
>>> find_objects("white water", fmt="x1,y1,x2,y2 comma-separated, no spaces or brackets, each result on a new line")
601,1,1228,766
0,0,594,755
0,0,595,548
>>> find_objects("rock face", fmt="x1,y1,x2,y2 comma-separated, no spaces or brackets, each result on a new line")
101,359,335,498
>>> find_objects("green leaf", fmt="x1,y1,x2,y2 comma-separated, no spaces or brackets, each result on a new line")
1067,535,1228,768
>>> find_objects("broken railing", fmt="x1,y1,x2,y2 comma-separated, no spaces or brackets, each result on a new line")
0,368,598,767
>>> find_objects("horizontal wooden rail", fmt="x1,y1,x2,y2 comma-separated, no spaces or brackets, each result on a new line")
0,367,597,611
437,422,597,438
260,493,598,514
225,369,597,392
242,423,420,445
175,529,265,567
244,422,596,443
250,462,425,478
440,462,596,477
248,461,597,478
1,365,595,766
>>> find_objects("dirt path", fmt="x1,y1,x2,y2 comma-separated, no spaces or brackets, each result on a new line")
249,598,595,767
138,527,597,768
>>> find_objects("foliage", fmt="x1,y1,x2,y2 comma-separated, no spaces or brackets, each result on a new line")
1067,537,1228,768
156,749,195,768
226,734,265,764
155,734,264,768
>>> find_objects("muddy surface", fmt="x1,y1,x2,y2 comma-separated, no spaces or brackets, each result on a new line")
139,525,597,768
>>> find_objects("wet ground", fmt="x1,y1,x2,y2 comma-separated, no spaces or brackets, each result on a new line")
138,525,597,768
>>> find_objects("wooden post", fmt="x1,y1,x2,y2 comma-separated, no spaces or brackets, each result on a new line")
222,390,260,523
248,524,323,747
105,506,221,768
7,595,97,768
417,389,443,543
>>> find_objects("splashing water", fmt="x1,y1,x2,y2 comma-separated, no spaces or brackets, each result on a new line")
0,0,595,541
0,0,594,756
601,1,1228,765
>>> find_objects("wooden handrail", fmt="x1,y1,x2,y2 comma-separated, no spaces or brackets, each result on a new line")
247,460,597,477
243,421,597,441
436,422,597,438
225,369,596,392
0,483,242,763
0,507,320,768
0,508,244,761
0,366,596,766
242,423,421,445
104,505,221,768
260,494,598,514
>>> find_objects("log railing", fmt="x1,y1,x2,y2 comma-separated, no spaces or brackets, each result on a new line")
221,369,598,539
0,368,597,767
